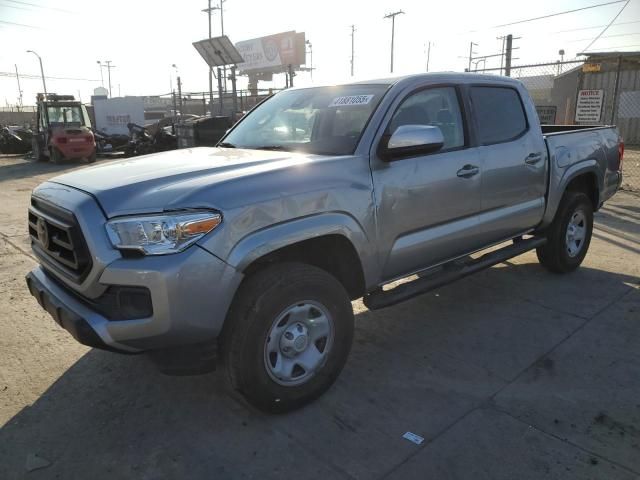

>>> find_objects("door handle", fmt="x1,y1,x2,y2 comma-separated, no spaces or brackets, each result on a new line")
457,164,480,178
525,152,542,165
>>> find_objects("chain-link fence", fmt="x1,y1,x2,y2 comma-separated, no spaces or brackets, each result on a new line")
471,56,640,193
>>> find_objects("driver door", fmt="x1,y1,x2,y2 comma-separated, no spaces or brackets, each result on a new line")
371,86,484,280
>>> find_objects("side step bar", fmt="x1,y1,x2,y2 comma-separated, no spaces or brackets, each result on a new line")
363,236,547,311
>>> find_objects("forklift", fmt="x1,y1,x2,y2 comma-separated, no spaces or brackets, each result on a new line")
32,93,96,164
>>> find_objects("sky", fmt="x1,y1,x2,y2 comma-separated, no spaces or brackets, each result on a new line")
1,0,639,106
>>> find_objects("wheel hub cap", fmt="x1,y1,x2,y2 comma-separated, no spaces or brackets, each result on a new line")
264,301,334,386
565,209,587,258
280,323,309,356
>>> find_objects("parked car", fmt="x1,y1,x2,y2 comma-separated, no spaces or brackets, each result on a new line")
26,73,622,413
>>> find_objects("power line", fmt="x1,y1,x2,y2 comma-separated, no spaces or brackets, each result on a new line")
582,43,640,51
568,31,640,43
582,0,631,52
0,0,72,12
1,3,36,12
0,71,100,82
552,19,640,34
493,0,625,28
0,19,42,29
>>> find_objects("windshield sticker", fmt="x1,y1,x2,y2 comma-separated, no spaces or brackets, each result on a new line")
329,95,374,107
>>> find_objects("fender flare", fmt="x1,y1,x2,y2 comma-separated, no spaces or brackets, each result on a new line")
542,159,602,227
225,212,376,284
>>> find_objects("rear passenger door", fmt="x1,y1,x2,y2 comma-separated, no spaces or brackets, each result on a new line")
470,85,547,240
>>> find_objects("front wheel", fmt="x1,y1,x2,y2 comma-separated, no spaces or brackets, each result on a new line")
32,138,46,161
221,263,354,413
537,191,593,273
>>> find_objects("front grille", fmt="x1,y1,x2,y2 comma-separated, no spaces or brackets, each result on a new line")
28,197,92,283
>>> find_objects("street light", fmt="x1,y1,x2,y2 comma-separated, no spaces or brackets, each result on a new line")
305,40,313,81
172,64,183,115
26,50,47,95
96,60,104,87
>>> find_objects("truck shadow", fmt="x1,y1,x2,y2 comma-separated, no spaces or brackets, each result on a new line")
1,262,638,478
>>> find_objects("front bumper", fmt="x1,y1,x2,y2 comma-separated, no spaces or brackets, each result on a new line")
55,143,95,159
26,269,130,352
26,246,243,353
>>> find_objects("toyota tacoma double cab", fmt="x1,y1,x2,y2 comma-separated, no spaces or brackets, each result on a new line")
26,73,623,412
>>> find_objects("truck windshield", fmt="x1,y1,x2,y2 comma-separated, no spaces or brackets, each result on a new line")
222,85,388,155
47,105,84,127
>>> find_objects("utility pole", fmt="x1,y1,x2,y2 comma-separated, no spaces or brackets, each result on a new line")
497,36,506,75
220,0,227,92
384,10,404,74
504,34,513,77
26,50,47,95
177,76,183,114
467,42,477,72
172,89,177,117
202,0,219,116
14,64,23,110
97,60,115,97
425,41,431,72
350,25,355,76
230,66,238,114
288,64,295,87
217,67,224,114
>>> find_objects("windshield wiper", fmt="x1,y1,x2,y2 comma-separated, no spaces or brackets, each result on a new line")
252,145,290,151
218,142,236,148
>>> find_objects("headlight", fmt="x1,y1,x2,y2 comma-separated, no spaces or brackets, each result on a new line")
106,211,222,255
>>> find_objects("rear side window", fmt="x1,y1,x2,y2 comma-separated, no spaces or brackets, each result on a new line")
470,86,527,144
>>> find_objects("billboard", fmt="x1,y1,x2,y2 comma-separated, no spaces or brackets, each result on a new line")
235,31,306,74
93,97,144,135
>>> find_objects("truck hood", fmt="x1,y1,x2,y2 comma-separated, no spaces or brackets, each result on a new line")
50,147,321,217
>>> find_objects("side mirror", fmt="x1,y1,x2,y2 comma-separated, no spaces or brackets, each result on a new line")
381,124,444,161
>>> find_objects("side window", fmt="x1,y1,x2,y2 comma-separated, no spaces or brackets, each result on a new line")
470,86,527,144
389,87,465,150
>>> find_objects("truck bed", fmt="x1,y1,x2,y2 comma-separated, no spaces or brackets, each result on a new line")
541,124,614,135
542,124,621,226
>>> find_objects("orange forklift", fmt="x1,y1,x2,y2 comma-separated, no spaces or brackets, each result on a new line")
32,93,96,164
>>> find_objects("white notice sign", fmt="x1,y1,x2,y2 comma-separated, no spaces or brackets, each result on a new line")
575,89,604,123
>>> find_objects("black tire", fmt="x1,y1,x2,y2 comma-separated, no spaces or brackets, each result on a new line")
221,262,354,413
49,147,62,164
536,191,593,273
87,151,97,163
32,138,46,162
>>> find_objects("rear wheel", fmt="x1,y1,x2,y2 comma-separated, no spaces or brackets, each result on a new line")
87,151,97,163
222,262,354,413
49,147,62,164
536,191,593,273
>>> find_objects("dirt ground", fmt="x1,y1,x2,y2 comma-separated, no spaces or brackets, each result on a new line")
0,153,639,480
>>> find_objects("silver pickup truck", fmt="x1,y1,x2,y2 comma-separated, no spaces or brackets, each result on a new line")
26,73,623,412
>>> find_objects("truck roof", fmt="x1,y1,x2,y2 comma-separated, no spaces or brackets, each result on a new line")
290,72,523,91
